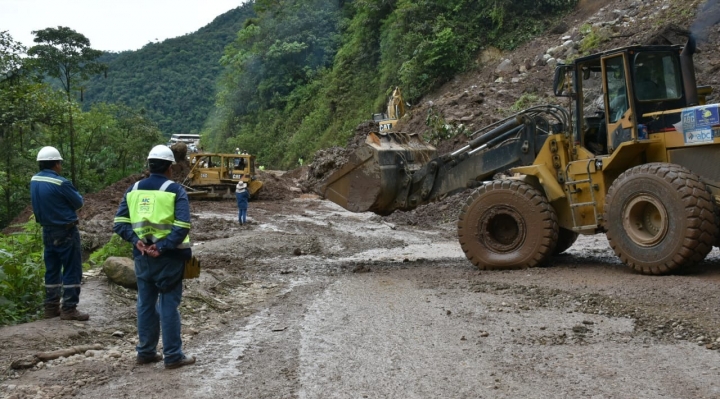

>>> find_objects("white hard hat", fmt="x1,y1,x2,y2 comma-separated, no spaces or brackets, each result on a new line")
147,145,176,163
37,146,63,161
235,148,240,151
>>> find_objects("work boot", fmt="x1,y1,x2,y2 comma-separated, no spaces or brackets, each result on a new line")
44,304,60,319
136,353,164,365
60,308,90,321
165,355,196,370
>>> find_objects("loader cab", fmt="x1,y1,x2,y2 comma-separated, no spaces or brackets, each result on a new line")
555,44,691,155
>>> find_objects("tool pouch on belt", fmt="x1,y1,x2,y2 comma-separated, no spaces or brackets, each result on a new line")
183,256,201,279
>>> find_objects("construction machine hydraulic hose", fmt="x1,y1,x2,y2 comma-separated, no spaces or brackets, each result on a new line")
467,117,523,150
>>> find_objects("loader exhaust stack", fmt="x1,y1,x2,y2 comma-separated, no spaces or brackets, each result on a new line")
680,34,698,106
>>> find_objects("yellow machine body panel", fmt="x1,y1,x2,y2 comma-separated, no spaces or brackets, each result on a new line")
185,153,263,199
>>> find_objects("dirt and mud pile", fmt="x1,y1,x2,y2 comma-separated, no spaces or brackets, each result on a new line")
170,142,192,183
302,121,378,194
255,170,302,201
380,188,473,228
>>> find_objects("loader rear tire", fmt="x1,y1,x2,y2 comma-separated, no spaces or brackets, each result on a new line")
553,228,579,255
604,163,716,275
458,180,558,270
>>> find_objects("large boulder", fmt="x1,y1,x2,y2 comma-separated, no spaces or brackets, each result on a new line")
102,257,137,289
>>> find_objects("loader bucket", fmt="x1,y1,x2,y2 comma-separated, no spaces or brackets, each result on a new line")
322,131,436,214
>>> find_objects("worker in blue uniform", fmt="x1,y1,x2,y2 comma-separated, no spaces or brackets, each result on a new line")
236,181,250,224
113,145,196,369
30,146,89,321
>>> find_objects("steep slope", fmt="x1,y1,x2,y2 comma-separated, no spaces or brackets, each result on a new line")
82,4,256,136
396,0,719,155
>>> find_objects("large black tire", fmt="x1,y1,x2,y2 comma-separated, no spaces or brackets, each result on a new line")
457,180,559,269
553,228,579,255
604,163,717,275
710,192,720,248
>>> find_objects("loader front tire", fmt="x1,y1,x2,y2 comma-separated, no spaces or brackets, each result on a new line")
458,180,558,270
604,163,716,275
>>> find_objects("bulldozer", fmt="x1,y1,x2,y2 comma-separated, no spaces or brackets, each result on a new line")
182,152,263,199
322,36,720,275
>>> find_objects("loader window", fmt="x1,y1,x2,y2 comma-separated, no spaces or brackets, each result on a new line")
634,52,682,101
605,57,628,124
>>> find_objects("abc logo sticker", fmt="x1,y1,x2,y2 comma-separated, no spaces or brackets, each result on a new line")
138,195,154,213
685,129,713,144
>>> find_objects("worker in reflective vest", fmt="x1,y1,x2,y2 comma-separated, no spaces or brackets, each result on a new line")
113,145,196,370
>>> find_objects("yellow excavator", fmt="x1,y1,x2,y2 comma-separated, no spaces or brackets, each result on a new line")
371,87,406,132
322,36,720,275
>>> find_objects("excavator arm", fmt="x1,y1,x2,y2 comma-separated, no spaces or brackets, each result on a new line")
322,106,569,215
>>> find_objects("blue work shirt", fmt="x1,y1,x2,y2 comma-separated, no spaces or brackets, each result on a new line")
30,169,83,227
113,173,192,260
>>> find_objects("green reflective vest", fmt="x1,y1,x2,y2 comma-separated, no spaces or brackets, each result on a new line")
123,180,191,249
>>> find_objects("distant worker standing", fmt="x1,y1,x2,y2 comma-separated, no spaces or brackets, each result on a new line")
236,181,250,224
113,145,196,369
30,146,89,321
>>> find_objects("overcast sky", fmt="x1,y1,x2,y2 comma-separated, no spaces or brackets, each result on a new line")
1,0,245,52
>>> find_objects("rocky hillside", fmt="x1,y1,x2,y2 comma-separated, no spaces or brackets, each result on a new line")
396,0,719,154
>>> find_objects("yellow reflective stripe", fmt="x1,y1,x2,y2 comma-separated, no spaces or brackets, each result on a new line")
177,241,192,249
31,176,63,185
114,217,131,223
173,220,191,228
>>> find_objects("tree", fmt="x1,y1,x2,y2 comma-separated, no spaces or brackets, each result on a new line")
27,26,107,186
75,103,162,189
0,32,68,225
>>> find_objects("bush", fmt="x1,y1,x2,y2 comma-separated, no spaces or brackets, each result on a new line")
510,93,541,112
579,23,607,54
85,233,133,269
0,222,45,325
424,107,470,144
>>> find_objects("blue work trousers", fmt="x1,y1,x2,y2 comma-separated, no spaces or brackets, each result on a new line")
236,192,249,224
42,226,83,310
238,208,247,224
134,255,186,365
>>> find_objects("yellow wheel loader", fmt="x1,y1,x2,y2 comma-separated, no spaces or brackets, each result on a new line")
322,36,720,275
183,153,263,199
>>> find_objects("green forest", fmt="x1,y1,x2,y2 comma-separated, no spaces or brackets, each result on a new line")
81,0,576,169
82,5,256,135
202,0,577,168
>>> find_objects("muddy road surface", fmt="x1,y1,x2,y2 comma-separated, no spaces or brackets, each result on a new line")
3,197,720,399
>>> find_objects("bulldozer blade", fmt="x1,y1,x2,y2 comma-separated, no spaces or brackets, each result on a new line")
248,180,263,199
322,132,436,214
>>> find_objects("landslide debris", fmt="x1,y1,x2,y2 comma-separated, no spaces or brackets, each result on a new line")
302,121,377,194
